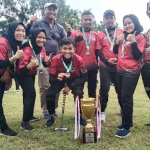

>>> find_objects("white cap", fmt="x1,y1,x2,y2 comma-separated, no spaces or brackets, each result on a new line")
44,3,58,9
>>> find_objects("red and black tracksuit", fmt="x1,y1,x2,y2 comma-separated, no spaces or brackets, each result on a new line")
15,46,46,122
70,28,97,98
96,28,123,112
113,33,146,129
46,53,88,114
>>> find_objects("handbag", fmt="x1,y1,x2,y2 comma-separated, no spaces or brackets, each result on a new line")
0,68,13,83
0,40,13,84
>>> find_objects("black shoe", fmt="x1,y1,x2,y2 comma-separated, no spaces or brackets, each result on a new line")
145,123,150,126
30,116,40,122
0,127,17,136
20,122,34,131
115,128,130,138
44,116,56,128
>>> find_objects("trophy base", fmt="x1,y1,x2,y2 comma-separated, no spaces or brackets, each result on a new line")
82,128,97,144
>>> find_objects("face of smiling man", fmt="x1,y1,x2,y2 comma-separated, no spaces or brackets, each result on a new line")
44,6,57,20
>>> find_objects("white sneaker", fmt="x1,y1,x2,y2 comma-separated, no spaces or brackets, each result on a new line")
14,89,19,93
4,90,9,94
101,112,106,122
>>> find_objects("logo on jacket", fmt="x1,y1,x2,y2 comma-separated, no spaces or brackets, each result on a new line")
92,36,96,41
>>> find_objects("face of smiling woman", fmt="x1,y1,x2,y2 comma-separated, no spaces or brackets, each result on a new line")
14,24,26,41
36,32,46,47
123,17,135,33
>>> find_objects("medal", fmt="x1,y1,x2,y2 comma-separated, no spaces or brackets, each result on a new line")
121,40,125,58
110,43,113,51
120,52,124,58
39,68,43,74
82,28,92,55
86,45,90,55
29,41,43,73
39,54,43,74
105,29,116,51
62,58,72,78
66,72,70,78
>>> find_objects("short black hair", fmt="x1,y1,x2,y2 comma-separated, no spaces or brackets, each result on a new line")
60,37,75,47
81,10,94,18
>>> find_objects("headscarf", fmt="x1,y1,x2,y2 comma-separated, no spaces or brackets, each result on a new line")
123,14,143,39
22,27,46,55
2,21,25,53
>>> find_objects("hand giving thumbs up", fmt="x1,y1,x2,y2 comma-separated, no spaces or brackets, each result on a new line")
126,31,137,43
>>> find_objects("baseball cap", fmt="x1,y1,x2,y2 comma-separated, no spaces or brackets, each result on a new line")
44,3,58,10
103,9,115,17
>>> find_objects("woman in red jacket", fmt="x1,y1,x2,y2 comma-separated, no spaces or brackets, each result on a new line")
0,21,25,136
113,14,146,138
15,27,51,131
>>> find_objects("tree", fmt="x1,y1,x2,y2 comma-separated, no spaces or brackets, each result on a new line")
29,0,80,30
0,0,80,35
0,0,30,35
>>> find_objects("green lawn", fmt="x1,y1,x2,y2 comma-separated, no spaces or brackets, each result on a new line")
1,76,150,150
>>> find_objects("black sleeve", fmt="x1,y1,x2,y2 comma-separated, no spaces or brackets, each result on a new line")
131,42,143,60
68,73,88,89
74,35,84,43
113,44,119,54
42,62,49,67
49,74,60,84
0,59,11,69
95,50,109,65
25,24,32,36
19,66,30,75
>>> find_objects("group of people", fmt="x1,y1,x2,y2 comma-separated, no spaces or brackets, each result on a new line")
0,1,150,139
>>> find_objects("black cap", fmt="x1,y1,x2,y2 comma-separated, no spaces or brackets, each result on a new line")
103,9,115,17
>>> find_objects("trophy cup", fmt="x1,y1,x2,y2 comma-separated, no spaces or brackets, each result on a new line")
81,98,97,144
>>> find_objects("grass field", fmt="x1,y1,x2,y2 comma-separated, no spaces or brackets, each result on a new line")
1,76,150,150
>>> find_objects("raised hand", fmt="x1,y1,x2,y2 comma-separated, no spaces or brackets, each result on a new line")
29,15,37,25
29,56,39,68
116,34,125,45
145,42,150,55
14,46,24,59
65,21,72,32
45,53,52,65
126,31,137,43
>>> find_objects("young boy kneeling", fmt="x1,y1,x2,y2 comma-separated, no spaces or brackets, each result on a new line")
45,37,88,127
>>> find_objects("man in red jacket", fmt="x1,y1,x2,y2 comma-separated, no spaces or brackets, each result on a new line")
70,10,97,99
44,37,88,127
96,10,123,122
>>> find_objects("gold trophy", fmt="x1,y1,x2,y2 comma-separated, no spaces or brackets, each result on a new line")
81,98,97,144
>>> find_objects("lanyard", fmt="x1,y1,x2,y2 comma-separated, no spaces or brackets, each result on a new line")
120,39,125,57
29,41,43,73
82,28,92,55
11,50,16,70
62,59,72,73
82,28,92,46
105,29,116,50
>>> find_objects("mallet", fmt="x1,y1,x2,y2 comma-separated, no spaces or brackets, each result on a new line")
53,92,69,131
